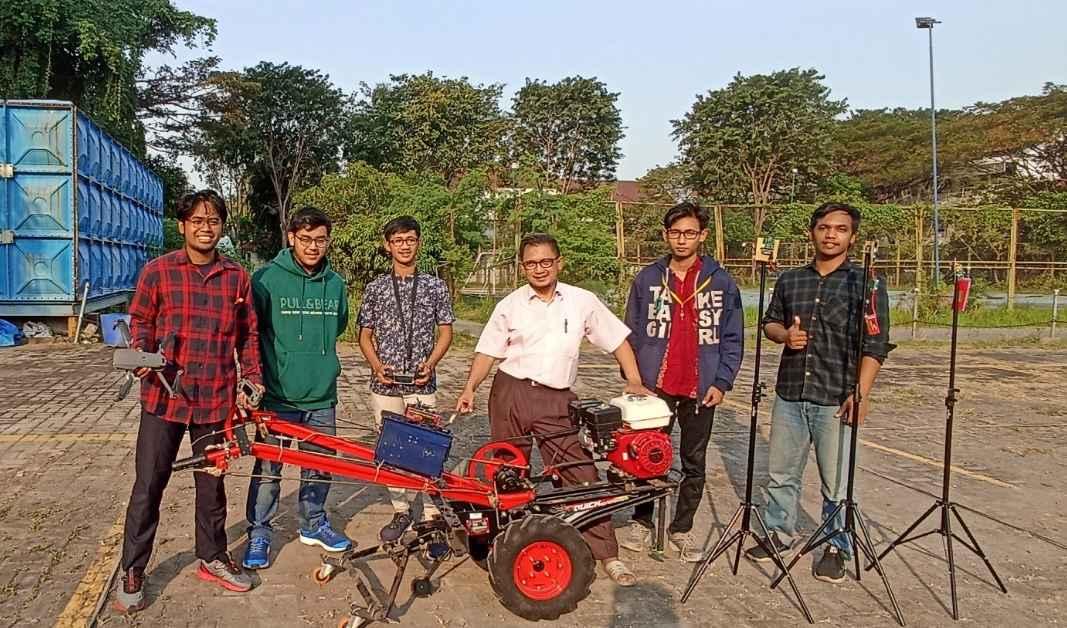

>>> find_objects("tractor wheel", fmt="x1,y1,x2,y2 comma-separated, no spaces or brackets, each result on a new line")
487,515,594,621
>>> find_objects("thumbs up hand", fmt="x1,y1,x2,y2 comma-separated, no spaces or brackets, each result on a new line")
786,315,809,350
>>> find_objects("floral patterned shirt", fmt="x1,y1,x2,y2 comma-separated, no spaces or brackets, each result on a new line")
357,272,455,395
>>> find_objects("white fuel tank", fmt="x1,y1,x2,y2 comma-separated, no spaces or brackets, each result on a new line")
609,395,672,430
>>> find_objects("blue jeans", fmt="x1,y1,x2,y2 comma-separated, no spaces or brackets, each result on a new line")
246,407,336,540
762,396,854,558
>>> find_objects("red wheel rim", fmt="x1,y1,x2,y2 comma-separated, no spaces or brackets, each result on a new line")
512,541,573,601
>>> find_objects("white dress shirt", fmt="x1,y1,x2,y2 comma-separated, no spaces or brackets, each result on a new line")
475,282,631,390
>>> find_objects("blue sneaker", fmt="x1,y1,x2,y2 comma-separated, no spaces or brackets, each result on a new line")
299,522,352,553
242,536,271,570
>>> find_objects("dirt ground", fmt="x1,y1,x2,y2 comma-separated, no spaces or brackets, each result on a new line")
1,335,1065,628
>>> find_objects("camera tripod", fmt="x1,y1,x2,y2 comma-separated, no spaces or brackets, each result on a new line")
767,242,905,626
868,267,1007,619
681,239,813,624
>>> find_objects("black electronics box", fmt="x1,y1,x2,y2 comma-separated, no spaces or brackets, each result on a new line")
569,399,622,443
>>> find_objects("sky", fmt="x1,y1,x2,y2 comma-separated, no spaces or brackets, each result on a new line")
148,0,1067,180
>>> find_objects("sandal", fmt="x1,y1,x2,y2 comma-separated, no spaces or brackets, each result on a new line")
602,559,637,587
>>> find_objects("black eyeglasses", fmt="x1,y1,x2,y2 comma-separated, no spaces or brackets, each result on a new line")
521,257,559,271
389,236,419,246
295,234,329,248
666,228,702,241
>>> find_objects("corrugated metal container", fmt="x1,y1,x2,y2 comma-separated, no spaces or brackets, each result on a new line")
0,100,163,317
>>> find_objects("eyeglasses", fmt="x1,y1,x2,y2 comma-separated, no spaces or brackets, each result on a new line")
389,237,419,247
295,234,329,248
186,217,222,229
666,228,702,241
521,257,559,271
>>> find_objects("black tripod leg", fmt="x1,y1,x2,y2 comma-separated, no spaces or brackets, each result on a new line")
950,504,1008,594
680,504,745,603
853,528,863,582
771,501,844,589
854,505,905,626
680,529,743,602
943,507,959,620
707,504,745,568
752,507,813,624
872,501,940,567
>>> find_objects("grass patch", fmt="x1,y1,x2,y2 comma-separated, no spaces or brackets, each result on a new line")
891,304,1057,328
453,295,498,324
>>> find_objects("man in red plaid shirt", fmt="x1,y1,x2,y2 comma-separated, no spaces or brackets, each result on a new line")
114,190,264,613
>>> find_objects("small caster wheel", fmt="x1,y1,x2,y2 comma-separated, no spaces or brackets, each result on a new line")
314,564,336,585
411,577,434,597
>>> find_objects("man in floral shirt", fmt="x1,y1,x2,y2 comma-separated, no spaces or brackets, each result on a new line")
357,216,455,542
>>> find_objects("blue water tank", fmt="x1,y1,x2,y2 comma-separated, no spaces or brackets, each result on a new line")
0,100,164,316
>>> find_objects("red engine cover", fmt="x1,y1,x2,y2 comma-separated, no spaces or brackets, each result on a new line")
606,430,673,479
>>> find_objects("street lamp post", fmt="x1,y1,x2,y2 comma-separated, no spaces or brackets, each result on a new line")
916,16,942,286
790,168,798,203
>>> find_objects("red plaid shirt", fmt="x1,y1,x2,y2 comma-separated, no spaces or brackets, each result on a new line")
129,250,262,425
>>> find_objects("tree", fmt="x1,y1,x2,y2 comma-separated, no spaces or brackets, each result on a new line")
510,76,624,193
348,73,506,186
673,68,847,236
144,154,191,217
239,62,351,240
0,0,215,154
136,56,222,154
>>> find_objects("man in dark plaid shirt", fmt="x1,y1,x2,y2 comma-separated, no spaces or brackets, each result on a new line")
115,190,263,613
746,203,893,585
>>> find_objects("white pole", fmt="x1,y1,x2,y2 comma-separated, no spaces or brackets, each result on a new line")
1052,289,1060,339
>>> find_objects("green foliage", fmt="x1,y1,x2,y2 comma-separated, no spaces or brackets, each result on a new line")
144,153,191,218
293,162,490,287
516,188,620,283
0,0,215,154
348,73,505,186
162,217,182,252
510,76,624,192
834,84,1067,201
673,68,847,235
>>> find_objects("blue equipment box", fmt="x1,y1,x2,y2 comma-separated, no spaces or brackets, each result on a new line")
374,411,453,479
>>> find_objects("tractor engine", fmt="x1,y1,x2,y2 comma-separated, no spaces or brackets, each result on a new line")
570,397,673,480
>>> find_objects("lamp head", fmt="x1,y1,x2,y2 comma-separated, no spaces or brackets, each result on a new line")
915,17,940,28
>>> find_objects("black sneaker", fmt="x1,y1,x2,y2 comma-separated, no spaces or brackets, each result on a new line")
745,532,793,563
379,510,413,543
814,546,847,583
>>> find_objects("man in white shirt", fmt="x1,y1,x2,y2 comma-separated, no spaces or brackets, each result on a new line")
456,233,655,587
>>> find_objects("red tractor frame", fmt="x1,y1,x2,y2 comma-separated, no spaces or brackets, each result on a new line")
174,408,677,627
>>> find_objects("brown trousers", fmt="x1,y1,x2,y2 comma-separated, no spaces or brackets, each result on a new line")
488,370,618,560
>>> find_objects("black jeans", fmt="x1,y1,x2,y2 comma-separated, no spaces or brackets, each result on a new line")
633,391,716,534
121,410,228,572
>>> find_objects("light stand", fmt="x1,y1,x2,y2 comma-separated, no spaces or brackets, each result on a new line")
869,265,1007,619
768,242,906,626
681,239,813,624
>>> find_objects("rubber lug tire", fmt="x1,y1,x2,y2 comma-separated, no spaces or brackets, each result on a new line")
487,514,594,621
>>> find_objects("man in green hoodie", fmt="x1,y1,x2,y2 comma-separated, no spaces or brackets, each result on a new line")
243,206,352,570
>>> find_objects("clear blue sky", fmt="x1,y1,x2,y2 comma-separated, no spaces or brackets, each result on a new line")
150,0,1067,180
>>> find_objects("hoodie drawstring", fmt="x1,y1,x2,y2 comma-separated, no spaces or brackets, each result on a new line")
298,276,306,341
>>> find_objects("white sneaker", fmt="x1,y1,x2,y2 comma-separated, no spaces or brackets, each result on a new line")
618,521,653,553
669,531,706,563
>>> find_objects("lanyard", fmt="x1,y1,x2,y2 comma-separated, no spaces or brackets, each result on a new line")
390,272,420,369
661,269,712,313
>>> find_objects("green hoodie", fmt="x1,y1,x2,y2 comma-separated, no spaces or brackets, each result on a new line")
252,248,349,411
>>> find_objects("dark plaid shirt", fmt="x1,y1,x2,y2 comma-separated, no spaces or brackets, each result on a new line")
129,250,262,425
763,259,893,406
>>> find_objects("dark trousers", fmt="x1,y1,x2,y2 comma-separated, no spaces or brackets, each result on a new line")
121,410,228,572
633,391,716,534
488,371,619,560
